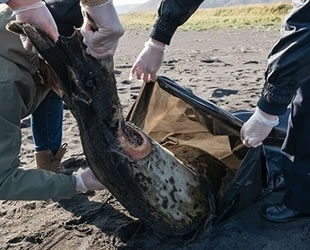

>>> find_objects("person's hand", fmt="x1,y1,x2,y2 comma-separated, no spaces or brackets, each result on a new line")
130,38,166,82
240,107,279,148
8,0,59,50
80,0,124,59
75,168,105,193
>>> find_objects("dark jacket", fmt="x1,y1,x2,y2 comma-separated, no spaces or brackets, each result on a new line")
44,0,83,36
151,0,310,116
258,1,310,115
150,0,204,45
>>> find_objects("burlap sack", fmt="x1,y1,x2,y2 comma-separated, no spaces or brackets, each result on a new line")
127,81,241,170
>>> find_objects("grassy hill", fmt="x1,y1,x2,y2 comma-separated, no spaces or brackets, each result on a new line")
132,0,290,12
120,3,292,30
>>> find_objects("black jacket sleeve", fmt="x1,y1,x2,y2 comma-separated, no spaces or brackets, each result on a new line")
258,1,310,115
150,0,204,45
44,0,83,36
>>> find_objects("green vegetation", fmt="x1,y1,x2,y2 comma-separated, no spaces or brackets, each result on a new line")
120,3,292,31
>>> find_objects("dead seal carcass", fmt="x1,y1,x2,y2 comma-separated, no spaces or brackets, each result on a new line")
7,22,217,236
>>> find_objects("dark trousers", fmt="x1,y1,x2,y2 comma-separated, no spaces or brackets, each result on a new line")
282,84,310,213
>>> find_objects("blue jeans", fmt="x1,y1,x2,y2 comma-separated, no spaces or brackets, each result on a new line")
31,90,63,155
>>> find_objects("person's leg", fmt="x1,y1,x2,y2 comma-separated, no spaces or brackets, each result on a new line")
283,156,310,213
31,90,67,173
282,83,310,212
31,90,63,154
262,84,310,222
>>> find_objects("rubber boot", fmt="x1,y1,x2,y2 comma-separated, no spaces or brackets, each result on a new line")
35,143,68,173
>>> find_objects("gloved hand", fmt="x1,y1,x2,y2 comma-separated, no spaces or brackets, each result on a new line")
240,107,279,148
75,168,105,193
130,38,166,82
80,0,124,59
10,0,59,50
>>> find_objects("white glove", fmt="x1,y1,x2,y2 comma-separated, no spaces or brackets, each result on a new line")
11,1,59,50
130,38,166,82
240,107,279,148
80,0,124,59
75,168,105,193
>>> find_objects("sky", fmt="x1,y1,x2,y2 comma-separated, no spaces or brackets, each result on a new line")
114,0,149,6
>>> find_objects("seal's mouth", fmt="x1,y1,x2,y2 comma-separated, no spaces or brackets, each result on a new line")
117,123,152,160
